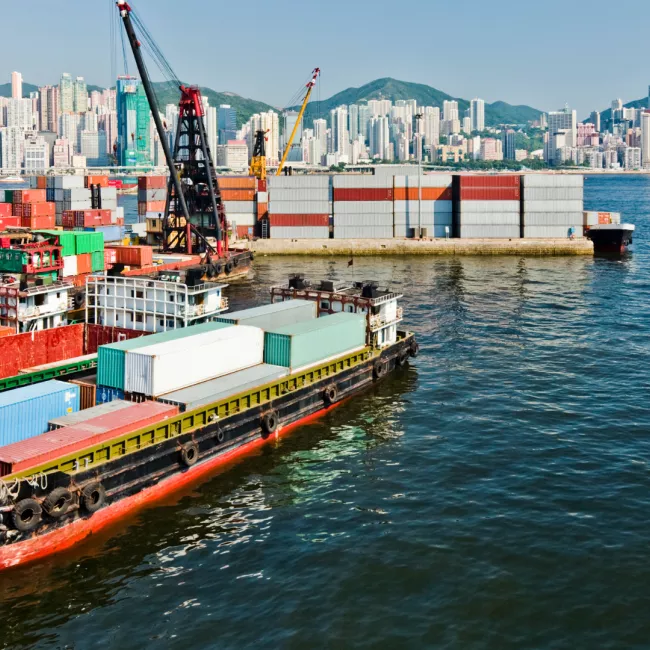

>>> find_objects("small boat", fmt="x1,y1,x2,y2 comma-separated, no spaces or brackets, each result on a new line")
585,224,635,255
0,176,26,184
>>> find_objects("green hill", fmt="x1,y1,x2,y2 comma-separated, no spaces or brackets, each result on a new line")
595,97,648,124
0,82,40,98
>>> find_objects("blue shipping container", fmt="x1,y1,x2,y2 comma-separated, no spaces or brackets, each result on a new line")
84,225,124,242
0,381,80,445
96,385,125,405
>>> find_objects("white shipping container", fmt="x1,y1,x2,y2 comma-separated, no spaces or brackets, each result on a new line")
112,207,125,223
269,200,331,215
270,226,329,239
333,226,394,239
62,255,78,277
521,175,583,188
268,175,331,190
228,213,256,226
63,200,93,211
333,213,394,227
63,188,92,202
524,213,585,226
54,176,85,190
394,174,453,188
268,188,330,202
583,211,621,226
524,225,582,238
101,200,118,211
124,326,264,397
256,191,268,203
522,187,583,201
524,200,583,213
459,201,520,214
54,189,65,202
395,224,451,238
332,175,393,189
460,225,520,239
223,201,255,213
100,187,118,201
394,214,453,227
393,200,453,214
460,213,520,226
333,201,393,215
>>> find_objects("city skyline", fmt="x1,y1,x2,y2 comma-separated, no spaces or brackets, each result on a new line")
0,0,648,117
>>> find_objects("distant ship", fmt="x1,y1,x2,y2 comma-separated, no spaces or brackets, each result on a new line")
586,224,635,255
0,176,25,184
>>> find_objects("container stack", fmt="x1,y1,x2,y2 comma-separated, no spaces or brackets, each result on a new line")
268,176,331,239
583,211,621,227
36,230,105,280
393,175,453,238
522,175,584,238
218,176,257,239
138,176,167,220
12,189,55,230
332,175,393,239
0,197,19,229
458,175,521,239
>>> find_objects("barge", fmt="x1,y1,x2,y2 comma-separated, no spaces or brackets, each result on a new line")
0,277,417,570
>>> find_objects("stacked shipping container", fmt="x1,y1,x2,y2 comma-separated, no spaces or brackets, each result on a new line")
522,176,584,238
268,176,331,238
458,175,521,239
138,176,167,219
332,175,392,239
218,176,257,239
394,175,453,238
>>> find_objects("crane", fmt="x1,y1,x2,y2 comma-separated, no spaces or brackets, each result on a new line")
276,68,320,176
249,130,268,181
116,1,250,270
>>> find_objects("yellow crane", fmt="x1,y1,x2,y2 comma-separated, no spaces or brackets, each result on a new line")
276,68,320,176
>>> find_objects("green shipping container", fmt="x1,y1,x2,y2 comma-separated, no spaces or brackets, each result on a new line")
97,320,232,390
0,249,28,273
215,299,317,330
263,312,366,371
75,232,104,255
3,190,14,204
91,250,105,272
35,230,77,257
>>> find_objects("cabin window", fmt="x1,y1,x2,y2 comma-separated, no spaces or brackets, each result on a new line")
346,304,355,313
136,290,144,299
320,300,330,310
135,314,143,323
168,294,175,302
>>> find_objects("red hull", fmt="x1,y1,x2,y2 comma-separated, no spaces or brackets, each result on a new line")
0,401,342,571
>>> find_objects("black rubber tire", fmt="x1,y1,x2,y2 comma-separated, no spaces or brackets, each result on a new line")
397,349,409,367
180,441,199,467
73,291,85,309
261,411,279,436
233,257,239,267
324,384,338,405
225,261,233,274
207,264,217,279
43,487,73,519
215,263,223,275
373,360,387,380
249,252,255,261
12,498,42,533
409,340,419,358
81,482,106,514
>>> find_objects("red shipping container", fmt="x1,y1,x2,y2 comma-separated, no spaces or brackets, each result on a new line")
22,215,56,229
108,179,123,189
138,176,167,190
332,188,393,202
13,189,47,204
21,202,55,218
0,238,11,249
458,175,520,188
257,179,267,192
138,201,166,216
220,189,256,201
106,245,154,267
85,175,109,188
394,187,452,201
76,253,92,274
236,225,253,238
0,401,179,476
0,216,20,229
269,214,330,227
36,177,48,190
0,204,12,217
460,188,520,201
104,249,117,266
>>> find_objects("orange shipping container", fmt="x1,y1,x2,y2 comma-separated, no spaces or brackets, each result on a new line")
36,177,48,190
13,189,47,204
22,215,56,230
0,204,12,217
20,202,55,218
216,176,256,190
106,245,154,267
257,203,268,218
220,189,256,201
393,187,452,201
138,201,166,216
85,175,109,188
236,225,253,239
76,253,92,275
0,326,15,339
138,176,167,190
0,216,20,229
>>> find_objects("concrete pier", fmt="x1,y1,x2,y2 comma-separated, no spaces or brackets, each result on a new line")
249,238,593,257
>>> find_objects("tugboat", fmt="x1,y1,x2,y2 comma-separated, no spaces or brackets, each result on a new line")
586,223,635,255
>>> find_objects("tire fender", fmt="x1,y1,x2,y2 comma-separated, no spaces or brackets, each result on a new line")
81,482,106,514
180,441,199,467
43,487,74,519
12,498,42,533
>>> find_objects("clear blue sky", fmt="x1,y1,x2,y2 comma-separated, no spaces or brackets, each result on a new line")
1,0,648,117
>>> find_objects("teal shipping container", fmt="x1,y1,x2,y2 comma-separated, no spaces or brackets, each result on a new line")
216,299,316,330
264,312,366,371
97,321,232,390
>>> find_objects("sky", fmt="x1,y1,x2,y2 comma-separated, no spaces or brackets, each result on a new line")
1,0,649,117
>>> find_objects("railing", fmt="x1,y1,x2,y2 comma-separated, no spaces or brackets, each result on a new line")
369,307,404,331
0,355,98,393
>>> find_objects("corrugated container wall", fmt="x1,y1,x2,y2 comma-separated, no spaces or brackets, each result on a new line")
48,399,133,429
215,299,317,329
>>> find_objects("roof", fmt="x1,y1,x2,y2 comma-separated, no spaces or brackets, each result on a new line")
265,312,363,336
0,380,73,407
219,299,314,321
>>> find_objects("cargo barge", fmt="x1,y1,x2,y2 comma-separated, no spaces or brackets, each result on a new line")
0,278,417,570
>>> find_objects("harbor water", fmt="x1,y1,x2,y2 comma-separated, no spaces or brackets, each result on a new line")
2,175,650,648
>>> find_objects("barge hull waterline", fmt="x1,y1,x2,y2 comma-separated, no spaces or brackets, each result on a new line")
0,400,345,571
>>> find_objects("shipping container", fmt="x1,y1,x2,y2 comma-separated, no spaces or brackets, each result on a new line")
521,174,583,188
69,376,97,410
459,188,520,201
264,312,366,371
19,202,55,217
0,381,80,446
104,248,117,266
393,187,452,201
393,214,453,228
333,213,394,227
0,216,20,230
222,201,256,214
226,213,256,227
269,200,331,215
97,321,232,390
35,230,76,256
458,175,520,188
268,189,331,202
257,191,268,203
0,204,12,218
268,176,331,190
393,200,453,214
124,325,264,396
93,225,123,242
220,189,256,201
333,226,394,239
62,255,78,277
216,299,317,329
73,232,104,254
521,187,583,201
332,189,393,202
95,385,125,405
0,401,179,476
216,176,257,190
63,188,92,203
48,399,133,429
22,215,56,230
459,225,521,239
332,175,393,189
158,364,289,412
459,213,520,226
583,211,621,226
523,225,582,238
138,176,167,190
333,202,393,215
85,175,109,188
138,201,166,216
91,250,105,272
268,214,329,227
137,188,167,203
523,213,585,226
106,245,153,267
394,174,453,188
269,226,330,239
13,189,47,204
523,200,584,213
459,200,520,213
394,224,450,238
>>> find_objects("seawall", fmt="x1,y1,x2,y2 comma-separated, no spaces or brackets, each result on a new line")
249,238,593,257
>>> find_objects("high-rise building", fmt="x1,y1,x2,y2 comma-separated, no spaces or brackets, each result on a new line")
23,133,49,172
625,147,641,170
330,106,349,156
60,73,74,113
206,105,218,165
348,104,359,141
547,106,577,153
218,105,237,145
462,117,471,134
53,138,72,168
282,110,302,152
368,116,389,159
73,77,88,113
503,129,516,160
58,113,82,152
98,111,118,156
358,105,370,142
5,99,33,130
116,76,151,167
81,130,108,165
470,98,485,132
245,111,279,165
590,111,601,132
11,72,22,100
0,127,24,170
640,110,650,169
480,138,503,161
39,86,60,133
313,118,327,163
443,100,459,122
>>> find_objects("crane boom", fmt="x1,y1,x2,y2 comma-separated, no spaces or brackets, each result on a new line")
277,68,320,176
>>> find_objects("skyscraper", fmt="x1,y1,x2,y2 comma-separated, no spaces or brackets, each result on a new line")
503,129,516,160
330,106,349,156
0,127,24,170
358,105,370,143
470,98,485,132
443,100,459,122
11,72,22,99
60,73,74,113
590,111,601,132
73,77,88,113
39,86,60,132
641,110,650,169
218,105,237,145
116,76,151,167
548,107,577,147
5,99,33,130
348,104,359,141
